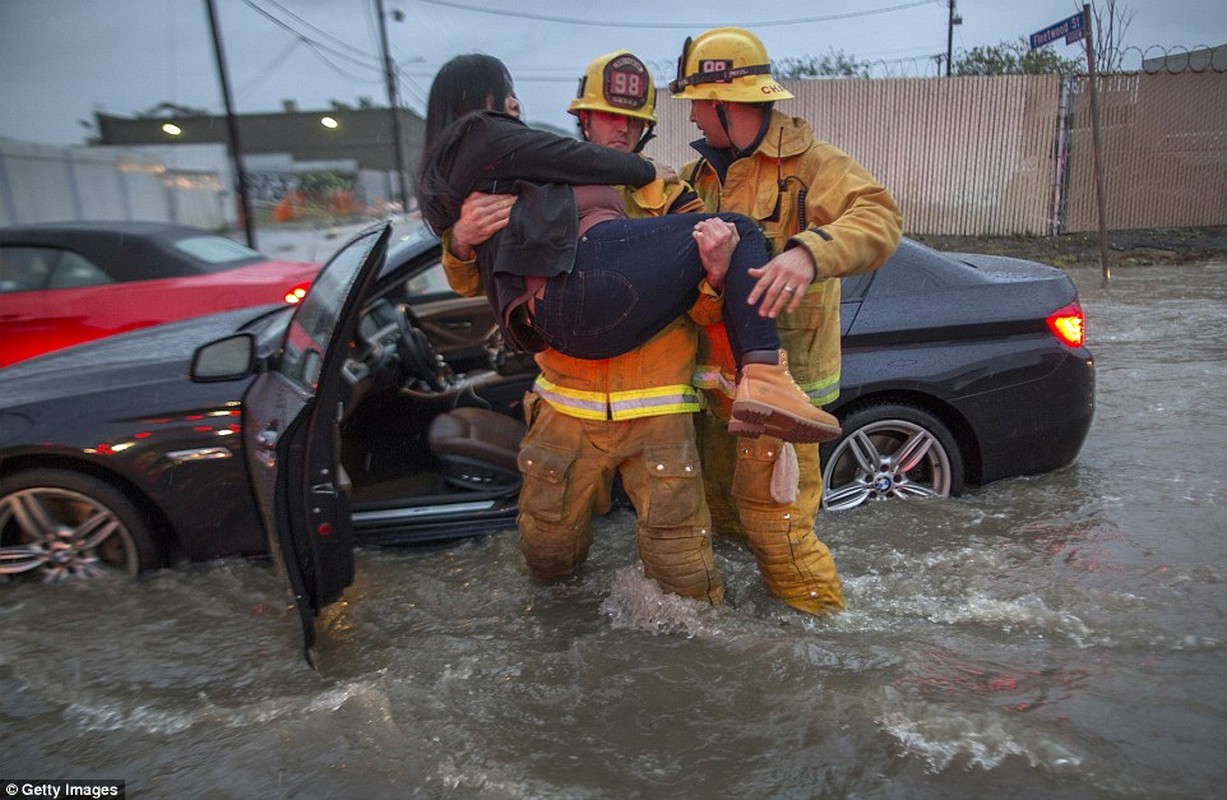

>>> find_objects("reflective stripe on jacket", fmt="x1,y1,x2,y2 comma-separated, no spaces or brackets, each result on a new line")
533,375,700,421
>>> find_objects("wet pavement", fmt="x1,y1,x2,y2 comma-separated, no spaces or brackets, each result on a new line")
2,257,1225,799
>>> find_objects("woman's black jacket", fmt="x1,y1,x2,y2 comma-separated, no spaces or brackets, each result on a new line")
417,111,656,352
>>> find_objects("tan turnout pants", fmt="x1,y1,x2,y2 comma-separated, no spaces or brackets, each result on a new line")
515,394,724,604
696,407,844,614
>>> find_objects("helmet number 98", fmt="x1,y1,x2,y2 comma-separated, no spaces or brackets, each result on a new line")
609,69,644,101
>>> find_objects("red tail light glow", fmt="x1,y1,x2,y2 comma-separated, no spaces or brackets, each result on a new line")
1046,301,1085,348
284,282,311,304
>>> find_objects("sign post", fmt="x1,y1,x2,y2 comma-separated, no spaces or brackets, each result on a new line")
1032,4,1111,281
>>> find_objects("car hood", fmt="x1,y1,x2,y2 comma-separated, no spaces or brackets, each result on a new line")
0,306,269,407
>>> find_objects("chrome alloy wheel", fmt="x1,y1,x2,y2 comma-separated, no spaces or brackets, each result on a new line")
0,481,145,581
821,409,960,512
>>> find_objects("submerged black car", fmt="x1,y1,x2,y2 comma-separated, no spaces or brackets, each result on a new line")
822,242,1093,511
0,221,1093,646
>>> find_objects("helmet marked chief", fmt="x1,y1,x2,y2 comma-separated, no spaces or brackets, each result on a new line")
669,27,794,102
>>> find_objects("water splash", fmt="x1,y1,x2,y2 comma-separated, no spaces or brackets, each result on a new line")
598,566,723,639
877,686,1083,773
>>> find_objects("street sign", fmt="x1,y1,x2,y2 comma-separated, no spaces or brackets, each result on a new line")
1029,12,1085,49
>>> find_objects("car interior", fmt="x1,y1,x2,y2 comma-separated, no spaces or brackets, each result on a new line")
336,260,536,542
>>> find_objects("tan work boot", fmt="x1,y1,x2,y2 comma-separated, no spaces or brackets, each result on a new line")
729,350,842,444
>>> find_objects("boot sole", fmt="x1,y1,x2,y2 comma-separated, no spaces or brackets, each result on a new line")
729,400,842,443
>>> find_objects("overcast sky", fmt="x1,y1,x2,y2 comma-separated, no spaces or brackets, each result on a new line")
1,0,1223,146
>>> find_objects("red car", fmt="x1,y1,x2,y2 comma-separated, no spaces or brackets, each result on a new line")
0,221,321,368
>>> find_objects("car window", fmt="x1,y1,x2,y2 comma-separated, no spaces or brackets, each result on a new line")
0,245,113,292
172,235,264,269
405,260,454,296
279,228,381,389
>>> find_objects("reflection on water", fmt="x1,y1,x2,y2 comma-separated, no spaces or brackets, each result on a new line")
3,262,1225,798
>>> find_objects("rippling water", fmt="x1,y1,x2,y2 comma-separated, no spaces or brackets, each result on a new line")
3,262,1225,799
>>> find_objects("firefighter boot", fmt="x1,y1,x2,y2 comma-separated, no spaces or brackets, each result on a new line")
729,350,841,444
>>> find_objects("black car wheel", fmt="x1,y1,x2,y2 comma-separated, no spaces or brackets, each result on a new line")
0,469,159,581
821,403,964,511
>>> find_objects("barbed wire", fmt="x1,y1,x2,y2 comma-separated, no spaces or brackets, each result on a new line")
1121,45,1227,74
650,45,1227,81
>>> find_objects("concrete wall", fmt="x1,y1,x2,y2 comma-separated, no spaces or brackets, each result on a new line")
0,140,230,229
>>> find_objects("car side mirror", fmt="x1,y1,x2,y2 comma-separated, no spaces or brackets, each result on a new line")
191,333,256,381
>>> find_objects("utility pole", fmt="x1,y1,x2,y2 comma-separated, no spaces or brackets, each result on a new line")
945,0,962,76
204,0,256,248
375,0,410,215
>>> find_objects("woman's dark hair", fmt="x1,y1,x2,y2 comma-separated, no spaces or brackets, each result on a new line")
422,53,515,147
416,54,515,231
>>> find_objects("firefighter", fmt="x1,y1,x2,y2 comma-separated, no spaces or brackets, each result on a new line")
439,51,725,604
670,28,903,614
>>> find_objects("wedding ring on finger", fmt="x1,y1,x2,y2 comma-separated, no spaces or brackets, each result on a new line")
783,285,795,293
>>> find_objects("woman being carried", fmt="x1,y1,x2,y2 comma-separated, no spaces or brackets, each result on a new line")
415,54,838,444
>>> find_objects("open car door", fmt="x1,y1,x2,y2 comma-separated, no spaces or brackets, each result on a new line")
243,223,391,662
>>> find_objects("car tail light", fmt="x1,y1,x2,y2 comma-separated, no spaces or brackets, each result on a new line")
1046,301,1085,348
284,281,310,305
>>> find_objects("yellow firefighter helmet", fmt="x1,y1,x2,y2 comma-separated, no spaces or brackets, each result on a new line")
669,27,793,103
568,50,657,122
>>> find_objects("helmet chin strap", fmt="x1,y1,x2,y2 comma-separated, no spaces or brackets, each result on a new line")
633,123,656,154
715,101,752,157
717,101,773,158
715,101,734,147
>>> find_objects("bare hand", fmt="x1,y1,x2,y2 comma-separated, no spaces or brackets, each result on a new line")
692,218,739,291
450,192,515,259
746,248,818,317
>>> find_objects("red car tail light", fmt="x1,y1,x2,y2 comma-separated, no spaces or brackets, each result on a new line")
284,281,311,305
1046,301,1085,348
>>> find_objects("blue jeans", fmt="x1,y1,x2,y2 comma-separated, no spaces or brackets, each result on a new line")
533,212,779,362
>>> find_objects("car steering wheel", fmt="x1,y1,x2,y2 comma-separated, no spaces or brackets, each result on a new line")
394,303,451,391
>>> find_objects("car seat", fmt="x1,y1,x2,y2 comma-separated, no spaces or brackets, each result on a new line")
426,406,524,491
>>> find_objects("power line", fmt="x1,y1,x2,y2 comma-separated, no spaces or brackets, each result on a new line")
240,0,381,74
257,0,373,59
301,40,383,85
243,0,434,106
235,37,303,103
412,0,938,28
395,62,429,109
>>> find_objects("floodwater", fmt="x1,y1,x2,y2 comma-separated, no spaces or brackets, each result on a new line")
3,261,1225,799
